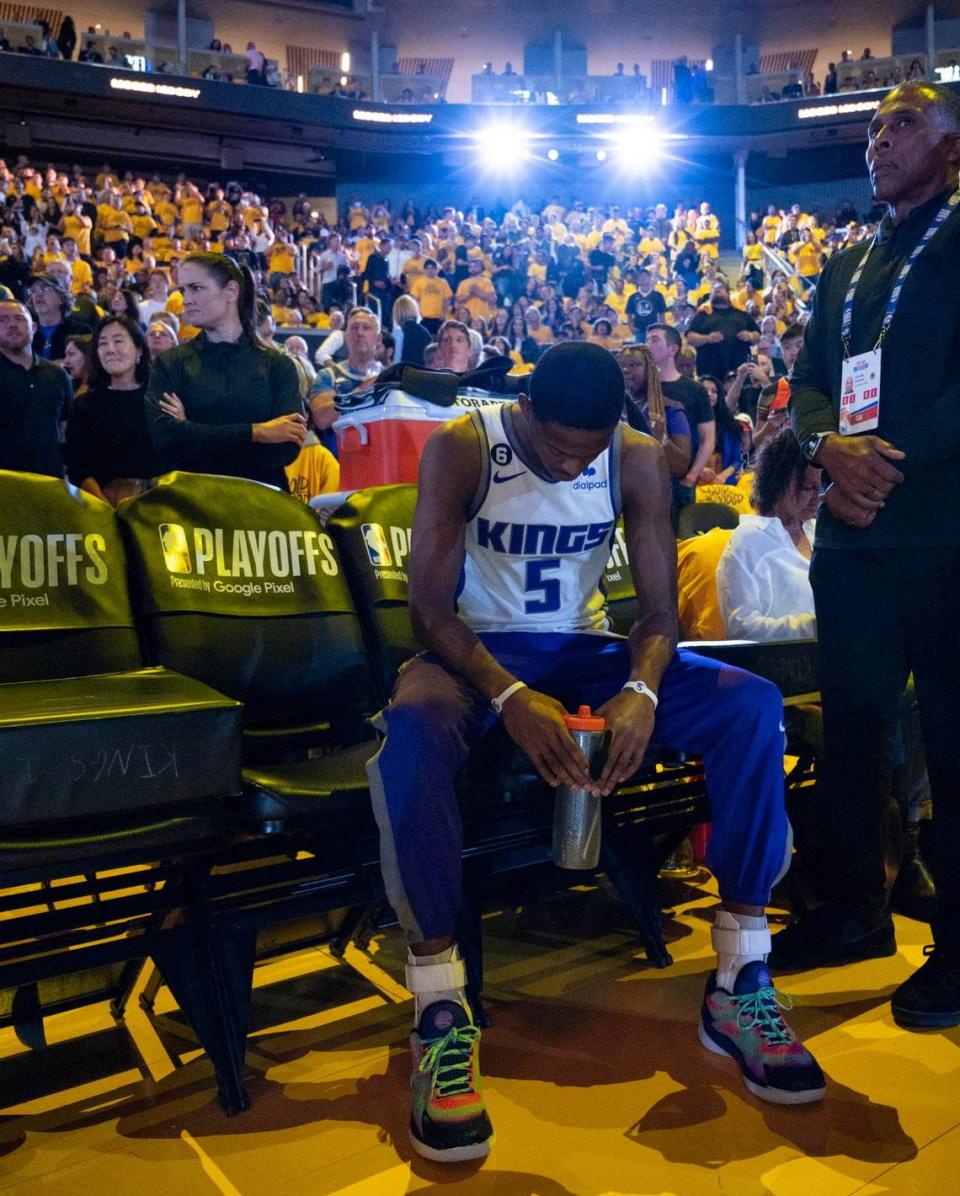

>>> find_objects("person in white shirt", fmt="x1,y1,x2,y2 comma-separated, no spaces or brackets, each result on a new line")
138,270,171,326
314,309,345,366
386,239,413,289
716,428,821,641
249,219,275,259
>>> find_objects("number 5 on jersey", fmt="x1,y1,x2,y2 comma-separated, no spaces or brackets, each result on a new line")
525,558,561,613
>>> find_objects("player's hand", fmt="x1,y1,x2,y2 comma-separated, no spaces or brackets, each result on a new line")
594,689,657,795
252,412,307,445
499,688,591,791
818,433,905,504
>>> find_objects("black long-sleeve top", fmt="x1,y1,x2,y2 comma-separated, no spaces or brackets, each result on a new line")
64,381,163,486
145,332,303,489
790,185,960,549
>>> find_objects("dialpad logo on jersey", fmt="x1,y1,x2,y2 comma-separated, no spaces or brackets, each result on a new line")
476,518,614,556
362,522,411,582
157,523,339,596
0,533,109,610
573,464,607,492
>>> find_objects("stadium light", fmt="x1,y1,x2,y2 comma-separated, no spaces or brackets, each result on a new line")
547,147,559,161
472,123,532,168
341,51,351,72
610,124,664,172
595,149,607,162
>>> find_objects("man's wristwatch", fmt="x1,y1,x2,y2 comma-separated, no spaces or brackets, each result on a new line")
621,680,659,709
801,431,832,463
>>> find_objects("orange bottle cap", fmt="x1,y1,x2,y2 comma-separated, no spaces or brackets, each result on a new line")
564,704,605,732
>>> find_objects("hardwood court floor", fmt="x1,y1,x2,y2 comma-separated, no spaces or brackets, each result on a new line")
0,875,958,1195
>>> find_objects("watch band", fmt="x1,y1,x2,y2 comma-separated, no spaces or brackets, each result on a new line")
491,680,526,714
621,680,659,709
802,431,831,463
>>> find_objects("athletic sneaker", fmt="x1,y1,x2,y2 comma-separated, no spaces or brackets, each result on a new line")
699,960,826,1104
409,999,493,1163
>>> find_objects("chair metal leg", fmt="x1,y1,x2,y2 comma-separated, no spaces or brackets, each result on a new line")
600,827,673,968
456,886,489,1028
150,918,255,1115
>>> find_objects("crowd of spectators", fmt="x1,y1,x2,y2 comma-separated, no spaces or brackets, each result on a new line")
0,153,884,520
0,16,282,87
752,47,932,104
3,18,944,108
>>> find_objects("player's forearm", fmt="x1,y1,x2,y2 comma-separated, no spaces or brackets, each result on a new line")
411,605,516,701
626,619,678,692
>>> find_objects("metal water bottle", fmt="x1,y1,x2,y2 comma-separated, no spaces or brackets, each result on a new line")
553,706,608,870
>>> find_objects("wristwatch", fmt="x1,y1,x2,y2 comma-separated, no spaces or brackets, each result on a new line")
801,431,832,463
621,680,659,709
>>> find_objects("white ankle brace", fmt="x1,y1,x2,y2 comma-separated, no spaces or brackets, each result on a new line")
713,909,771,993
406,945,468,1021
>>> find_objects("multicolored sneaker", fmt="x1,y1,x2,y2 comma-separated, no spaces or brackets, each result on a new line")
699,961,826,1105
409,999,493,1163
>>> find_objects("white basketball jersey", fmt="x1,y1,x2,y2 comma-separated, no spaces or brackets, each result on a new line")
457,404,622,634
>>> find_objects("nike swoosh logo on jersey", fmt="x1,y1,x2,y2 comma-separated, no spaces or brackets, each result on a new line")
493,470,525,483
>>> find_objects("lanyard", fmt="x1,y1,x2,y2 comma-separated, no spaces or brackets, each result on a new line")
841,188,960,357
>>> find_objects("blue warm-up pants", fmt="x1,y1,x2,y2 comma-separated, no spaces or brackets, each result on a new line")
367,633,789,943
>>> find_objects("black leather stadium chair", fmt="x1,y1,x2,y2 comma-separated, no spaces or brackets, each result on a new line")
0,470,246,1109
118,471,378,761
119,472,391,1106
602,518,639,637
676,501,741,539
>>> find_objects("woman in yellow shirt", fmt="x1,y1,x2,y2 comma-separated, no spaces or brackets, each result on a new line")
268,240,298,282
178,185,206,241
61,203,93,258
788,230,824,281
741,231,764,288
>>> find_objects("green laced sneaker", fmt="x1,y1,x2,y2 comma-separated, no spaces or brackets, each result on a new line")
409,1000,493,1163
700,961,826,1104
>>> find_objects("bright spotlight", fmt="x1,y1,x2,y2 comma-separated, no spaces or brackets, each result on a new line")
547,147,559,161
473,123,531,168
595,148,607,161
611,126,663,172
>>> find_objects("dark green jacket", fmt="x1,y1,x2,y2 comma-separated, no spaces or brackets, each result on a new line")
791,185,960,548
146,332,302,490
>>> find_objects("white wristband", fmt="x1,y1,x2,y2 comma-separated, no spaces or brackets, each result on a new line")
491,680,527,714
621,680,659,709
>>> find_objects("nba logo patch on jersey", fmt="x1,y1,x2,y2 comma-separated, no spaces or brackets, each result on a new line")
362,523,393,567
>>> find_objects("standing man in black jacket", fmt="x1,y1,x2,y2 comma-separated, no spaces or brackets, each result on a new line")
775,83,960,1030
363,236,395,326
0,300,72,476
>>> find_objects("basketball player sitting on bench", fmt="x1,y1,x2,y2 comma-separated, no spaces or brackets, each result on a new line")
366,341,825,1165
